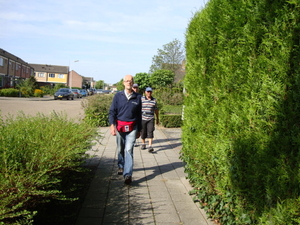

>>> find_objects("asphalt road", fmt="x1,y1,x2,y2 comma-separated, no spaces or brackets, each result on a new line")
0,96,85,122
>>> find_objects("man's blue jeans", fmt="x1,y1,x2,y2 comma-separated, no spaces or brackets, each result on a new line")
116,128,137,177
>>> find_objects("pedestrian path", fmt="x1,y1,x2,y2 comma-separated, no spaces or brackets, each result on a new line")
76,126,216,225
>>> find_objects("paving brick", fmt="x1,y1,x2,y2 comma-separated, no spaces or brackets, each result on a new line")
75,127,216,225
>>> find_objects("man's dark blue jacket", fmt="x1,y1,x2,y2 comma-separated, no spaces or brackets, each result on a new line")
109,90,142,132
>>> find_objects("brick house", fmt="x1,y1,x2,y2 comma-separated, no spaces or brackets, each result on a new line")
0,48,34,88
69,70,83,88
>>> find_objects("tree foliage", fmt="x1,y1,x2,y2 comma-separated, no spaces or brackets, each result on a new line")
95,80,104,89
149,39,185,74
16,76,37,97
150,70,174,89
133,73,151,91
116,79,124,91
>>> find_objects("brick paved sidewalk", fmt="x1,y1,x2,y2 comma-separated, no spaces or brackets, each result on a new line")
76,126,216,225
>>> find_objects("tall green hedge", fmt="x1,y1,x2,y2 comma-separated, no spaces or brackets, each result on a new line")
182,0,300,224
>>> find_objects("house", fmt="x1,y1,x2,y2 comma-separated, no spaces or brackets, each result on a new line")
30,64,87,88
0,48,34,88
173,60,186,83
69,70,84,88
29,64,69,88
161,60,186,84
82,76,95,89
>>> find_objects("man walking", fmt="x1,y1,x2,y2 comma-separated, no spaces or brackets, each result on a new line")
109,75,142,184
132,83,141,147
141,87,159,152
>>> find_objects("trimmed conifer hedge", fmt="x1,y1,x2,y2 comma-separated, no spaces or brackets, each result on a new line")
182,0,300,224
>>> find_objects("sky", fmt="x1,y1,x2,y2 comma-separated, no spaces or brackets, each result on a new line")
1,0,208,85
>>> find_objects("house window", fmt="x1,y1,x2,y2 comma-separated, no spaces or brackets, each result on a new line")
0,58,3,66
16,64,19,70
38,73,45,77
49,73,55,78
58,74,64,79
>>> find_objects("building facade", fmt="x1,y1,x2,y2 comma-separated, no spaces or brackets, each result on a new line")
30,64,69,88
68,70,83,88
0,48,34,88
82,76,95,89
0,49,97,90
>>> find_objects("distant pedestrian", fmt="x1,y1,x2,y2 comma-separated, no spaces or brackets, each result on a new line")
132,83,140,94
140,87,159,152
132,83,141,147
109,75,142,184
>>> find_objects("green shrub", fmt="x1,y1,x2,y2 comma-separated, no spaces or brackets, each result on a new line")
17,76,37,97
153,86,183,128
154,86,184,106
40,84,68,96
0,112,97,224
33,89,43,97
160,114,182,128
19,86,31,97
40,86,55,95
0,88,19,97
161,105,182,115
82,94,114,127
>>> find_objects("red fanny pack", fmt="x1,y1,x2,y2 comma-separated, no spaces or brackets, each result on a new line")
116,120,136,132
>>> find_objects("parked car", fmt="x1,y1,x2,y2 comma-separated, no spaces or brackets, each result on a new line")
103,90,111,94
54,88,74,100
79,89,87,97
87,89,94,96
71,89,82,98
95,89,103,94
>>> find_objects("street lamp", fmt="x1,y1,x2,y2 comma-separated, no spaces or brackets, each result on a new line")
92,70,97,89
69,60,79,88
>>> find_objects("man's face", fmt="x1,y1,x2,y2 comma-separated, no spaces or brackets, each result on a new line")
132,86,139,92
123,76,133,90
145,90,152,98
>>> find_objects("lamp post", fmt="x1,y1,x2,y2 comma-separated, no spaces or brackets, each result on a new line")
91,70,97,89
69,60,79,88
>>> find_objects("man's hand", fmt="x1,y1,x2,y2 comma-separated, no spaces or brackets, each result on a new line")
110,124,116,136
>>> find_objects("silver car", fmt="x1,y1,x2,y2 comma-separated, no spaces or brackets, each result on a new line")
71,89,82,98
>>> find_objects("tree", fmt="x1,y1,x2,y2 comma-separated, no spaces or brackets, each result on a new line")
116,79,124,91
149,39,185,74
17,76,37,97
134,73,151,91
150,70,174,89
95,80,105,89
